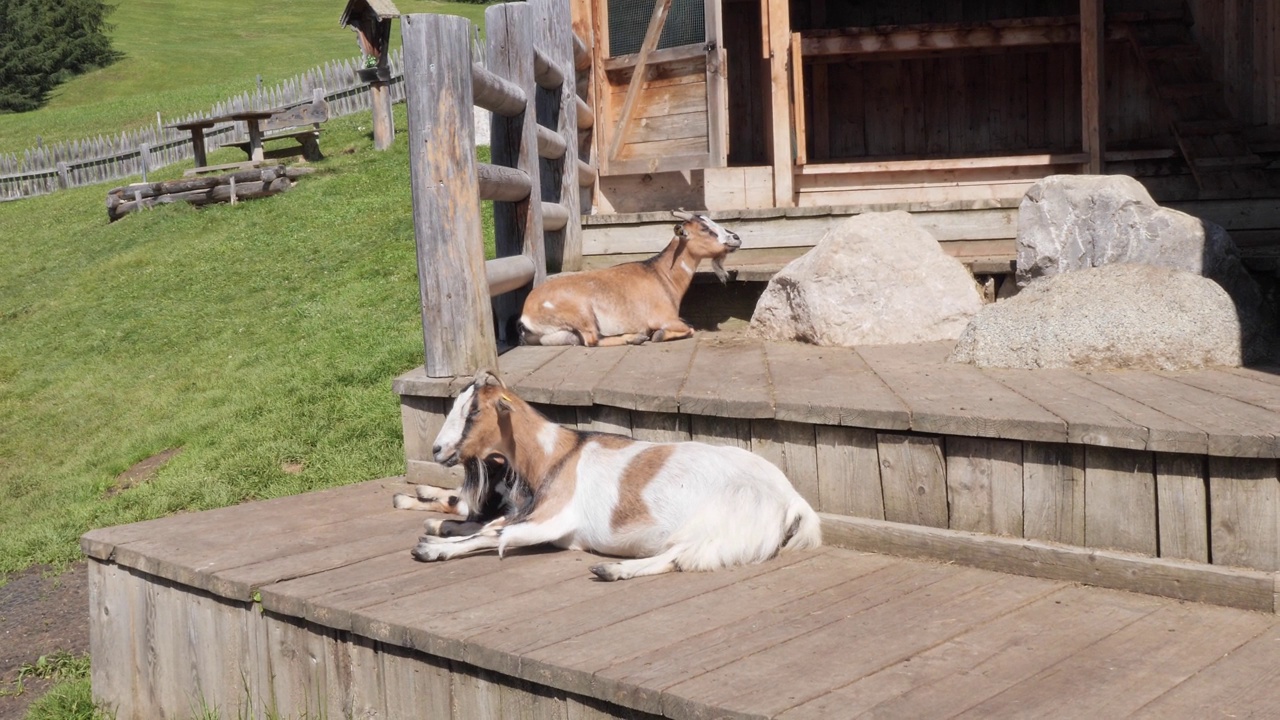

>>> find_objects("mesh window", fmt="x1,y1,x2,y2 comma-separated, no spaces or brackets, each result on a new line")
608,0,705,57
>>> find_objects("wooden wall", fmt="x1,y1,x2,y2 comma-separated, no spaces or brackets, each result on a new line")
606,57,711,163
1188,0,1280,126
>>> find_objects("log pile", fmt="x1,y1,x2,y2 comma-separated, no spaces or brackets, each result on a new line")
106,165,313,222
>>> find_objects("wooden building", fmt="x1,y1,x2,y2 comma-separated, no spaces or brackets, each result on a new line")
571,0,1280,273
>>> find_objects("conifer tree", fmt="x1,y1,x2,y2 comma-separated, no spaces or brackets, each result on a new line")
0,0,119,113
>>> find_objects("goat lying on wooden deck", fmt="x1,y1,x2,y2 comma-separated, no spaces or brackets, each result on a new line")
403,370,821,581
392,457,527,538
518,211,742,347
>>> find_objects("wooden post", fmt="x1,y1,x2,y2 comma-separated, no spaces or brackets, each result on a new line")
191,126,208,168
403,13,497,377
533,0,583,272
139,142,151,183
371,79,394,150
56,161,69,190
487,3,546,348
1080,0,1104,174
705,0,729,166
765,0,794,207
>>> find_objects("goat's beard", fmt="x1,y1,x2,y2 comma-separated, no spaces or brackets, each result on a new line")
712,256,728,283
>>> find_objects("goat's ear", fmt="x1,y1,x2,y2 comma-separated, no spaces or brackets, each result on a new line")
673,223,686,238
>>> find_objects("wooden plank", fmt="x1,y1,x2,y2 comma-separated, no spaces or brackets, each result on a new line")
690,415,751,449
1022,442,1086,550
403,13,496,377
763,341,909,430
592,338,696,413
534,0,583,272
778,585,1160,719
985,368,1147,450
1084,370,1279,458
678,335,773,418
381,644,453,719
660,570,1060,719
790,32,807,165
1084,446,1158,556
1166,367,1280,415
514,345,631,405
88,560,137,719
751,420,819,507
877,433,948,529
593,557,972,715
497,345,570,387
580,405,631,435
606,0,674,162
1209,457,1280,571
1129,624,1280,719
767,0,794,206
820,513,1276,612
945,436,1023,536
954,603,1275,718
1155,453,1209,563
628,411,690,442
705,0,729,167
815,426,884,519
1081,0,1105,172
857,343,1067,442
401,395,447,464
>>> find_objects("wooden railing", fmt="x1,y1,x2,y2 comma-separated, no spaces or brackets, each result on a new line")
402,1,596,378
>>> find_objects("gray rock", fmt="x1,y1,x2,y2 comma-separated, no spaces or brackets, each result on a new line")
1016,174,1270,359
950,264,1244,371
750,211,983,346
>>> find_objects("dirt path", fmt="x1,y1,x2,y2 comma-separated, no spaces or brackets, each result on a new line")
0,562,89,720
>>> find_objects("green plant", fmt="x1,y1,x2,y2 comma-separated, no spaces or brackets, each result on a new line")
0,650,90,698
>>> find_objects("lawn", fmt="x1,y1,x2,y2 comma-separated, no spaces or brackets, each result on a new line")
0,1,491,154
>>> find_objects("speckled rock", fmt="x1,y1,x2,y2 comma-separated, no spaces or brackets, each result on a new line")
750,211,983,346
950,264,1244,370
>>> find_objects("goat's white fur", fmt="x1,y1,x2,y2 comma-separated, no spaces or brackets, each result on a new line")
413,373,821,580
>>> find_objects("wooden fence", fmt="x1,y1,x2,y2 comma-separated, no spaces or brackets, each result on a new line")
404,1,596,377
0,53,410,202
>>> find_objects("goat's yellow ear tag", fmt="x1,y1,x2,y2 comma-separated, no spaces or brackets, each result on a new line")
500,394,512,402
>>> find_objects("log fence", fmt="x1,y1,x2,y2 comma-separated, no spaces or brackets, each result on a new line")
0,53,413,202
404,1,597,378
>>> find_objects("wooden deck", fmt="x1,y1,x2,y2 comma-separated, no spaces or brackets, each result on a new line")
83,477,1280,719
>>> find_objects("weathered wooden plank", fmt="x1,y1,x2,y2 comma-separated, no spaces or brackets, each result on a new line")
391,365,462,399
985,368,1147,450
763,341,909,430
1084,446,1158,556
1085,371,1279,458
1156,453,1209,563
1167,367,1280,414
779,585,1159,719
689,415,751,449
381,643,453,719
1129,623,1280,719
88,560,137,719
628,411,690,443
815,426,883,519
945,436,1023,537
660,571,1059,719
401,395,447,464
1209,457,1280,571
516,345,631,405
497,346,570,387
858,343,1067,442
579,405,631,436
954,603,1274,719
592,339,697,413
751,420,819,508
264,613,331,719
1022,442,1085,546
877,433,948,529
820,513,1276,612
679,336,773,418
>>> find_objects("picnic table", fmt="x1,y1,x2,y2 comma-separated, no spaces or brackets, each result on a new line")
167,109,278,174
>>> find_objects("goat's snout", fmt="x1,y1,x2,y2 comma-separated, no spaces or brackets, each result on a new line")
433,443,460,466
725,232,742,250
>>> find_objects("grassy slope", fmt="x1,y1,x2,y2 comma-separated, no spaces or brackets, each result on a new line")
1,102,495,576
0,1,489,154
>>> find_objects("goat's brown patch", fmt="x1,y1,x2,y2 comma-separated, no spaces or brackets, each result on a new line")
610,444,673,532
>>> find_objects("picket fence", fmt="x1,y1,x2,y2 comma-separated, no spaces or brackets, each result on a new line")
0,51,408,202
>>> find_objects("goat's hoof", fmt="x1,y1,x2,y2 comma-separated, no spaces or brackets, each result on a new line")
650,330,666,343
627,334,650,345
392,493,415,510
412,542,446,561
589,563,621,581
422,518,445,535
414,485,438,501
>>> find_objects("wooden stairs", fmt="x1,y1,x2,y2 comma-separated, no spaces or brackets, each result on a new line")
1120,9,1272,198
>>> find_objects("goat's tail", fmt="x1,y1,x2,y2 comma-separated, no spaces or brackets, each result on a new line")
781,500,822,552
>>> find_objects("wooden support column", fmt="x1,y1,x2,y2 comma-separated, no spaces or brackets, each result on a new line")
371,79,394,150
706,0,729,166
765,0,794,206
487,3,545,348
532,0,583,272
403,13,497,377
1080,0,1105,174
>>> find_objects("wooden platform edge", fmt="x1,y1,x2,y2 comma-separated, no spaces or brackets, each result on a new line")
819,513,1279,614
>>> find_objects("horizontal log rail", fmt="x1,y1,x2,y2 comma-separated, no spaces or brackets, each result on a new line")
573,33,590,71
472,63,527,116
536,124,568,160
541,201,569,231
477,162,532,202
575,96,594,129
533,47,565,90
485,254,537,296
576,159,596,187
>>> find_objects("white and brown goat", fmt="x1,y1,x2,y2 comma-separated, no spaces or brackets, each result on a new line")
518,211,742,347
402,370,821,581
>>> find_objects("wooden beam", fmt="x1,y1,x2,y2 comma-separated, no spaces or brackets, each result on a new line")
533,47,565,90
472,63,528,117
766,0,794,207
706,0,729,167
485,255,536,296
800,20,1091,58
1080,0,1105,173
790,32,807,166
602,43,706,71
794,153,1091,175
606,0,673,162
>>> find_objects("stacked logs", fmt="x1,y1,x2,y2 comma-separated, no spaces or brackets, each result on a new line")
106,165,314,222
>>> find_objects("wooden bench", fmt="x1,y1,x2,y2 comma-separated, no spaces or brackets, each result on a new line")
225,96,331,163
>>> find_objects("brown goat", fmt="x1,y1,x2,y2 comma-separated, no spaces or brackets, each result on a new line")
518,211,741,346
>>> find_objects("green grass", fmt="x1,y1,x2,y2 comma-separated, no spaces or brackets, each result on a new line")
0,1,491,154
0,104,495,576
3,651,106,720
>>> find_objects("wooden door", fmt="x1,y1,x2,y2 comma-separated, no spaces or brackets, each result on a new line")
594,0,729,175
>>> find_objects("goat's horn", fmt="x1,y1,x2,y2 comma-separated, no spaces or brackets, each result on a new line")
473,369,504,387
671,210,694,221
